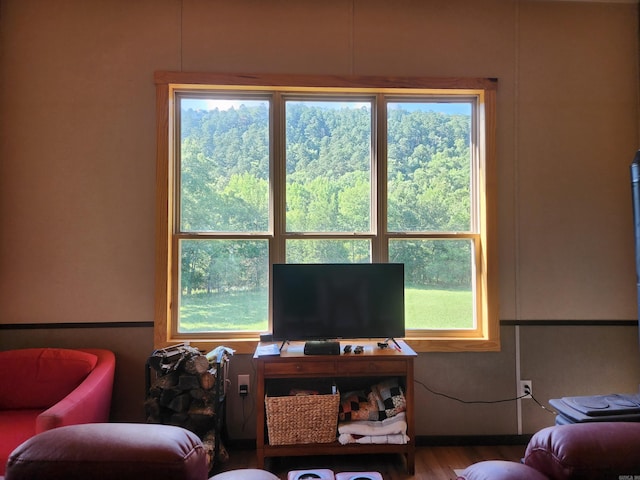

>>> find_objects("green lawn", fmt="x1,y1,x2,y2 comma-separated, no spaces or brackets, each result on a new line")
179,290,268,332
404,286,473,329
178,287,473,333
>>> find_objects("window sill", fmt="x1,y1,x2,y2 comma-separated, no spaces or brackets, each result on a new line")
156,335,500,354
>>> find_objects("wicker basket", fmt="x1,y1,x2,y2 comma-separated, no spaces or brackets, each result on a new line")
265,390,340,445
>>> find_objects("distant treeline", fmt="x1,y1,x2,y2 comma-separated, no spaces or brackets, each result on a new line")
179,104,472,296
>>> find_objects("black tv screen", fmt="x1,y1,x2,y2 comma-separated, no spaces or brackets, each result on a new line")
272,263,405,341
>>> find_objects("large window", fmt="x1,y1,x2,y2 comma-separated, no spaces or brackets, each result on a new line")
155,73,498,353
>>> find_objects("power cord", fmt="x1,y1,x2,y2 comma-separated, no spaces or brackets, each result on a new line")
240,395,248,432
414,378,557,415
239,364,257,433
530,393,558,416
239,390,257,433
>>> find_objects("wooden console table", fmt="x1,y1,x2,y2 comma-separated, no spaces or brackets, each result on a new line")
254,340,416,474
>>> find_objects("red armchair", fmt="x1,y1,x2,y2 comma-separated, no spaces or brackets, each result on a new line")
0,347,115,474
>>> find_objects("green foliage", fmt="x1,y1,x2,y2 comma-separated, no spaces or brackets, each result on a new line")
177,100,474,331
286,239,371,264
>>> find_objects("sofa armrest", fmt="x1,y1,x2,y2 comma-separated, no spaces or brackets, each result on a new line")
525,422,640,480
36,349,115,432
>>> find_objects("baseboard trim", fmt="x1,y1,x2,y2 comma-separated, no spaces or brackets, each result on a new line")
415,434,531,446
226,438,258,450
225,435,532,450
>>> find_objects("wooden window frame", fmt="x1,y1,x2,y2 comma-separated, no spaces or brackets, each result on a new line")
154,72,499,353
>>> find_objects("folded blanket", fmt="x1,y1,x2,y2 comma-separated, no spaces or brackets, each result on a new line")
373,378,406,419
339,378,406,421
339,387,379,421
338,433,409,445
338,411,407,436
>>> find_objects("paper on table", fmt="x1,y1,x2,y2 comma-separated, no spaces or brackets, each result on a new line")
256,344,280,356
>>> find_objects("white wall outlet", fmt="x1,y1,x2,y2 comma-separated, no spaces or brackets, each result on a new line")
519,380,532,399
238,374,250,395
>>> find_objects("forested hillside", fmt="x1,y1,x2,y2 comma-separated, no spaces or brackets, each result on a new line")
178,102,473,330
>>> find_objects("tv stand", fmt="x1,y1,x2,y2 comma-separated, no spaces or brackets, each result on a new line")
254,340,416,474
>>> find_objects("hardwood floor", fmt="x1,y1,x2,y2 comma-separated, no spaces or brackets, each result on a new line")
213,444,526,479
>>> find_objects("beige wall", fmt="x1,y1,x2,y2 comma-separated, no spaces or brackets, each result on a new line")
1,0,639,438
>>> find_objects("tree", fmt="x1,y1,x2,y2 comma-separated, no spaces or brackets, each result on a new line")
180,102,473,294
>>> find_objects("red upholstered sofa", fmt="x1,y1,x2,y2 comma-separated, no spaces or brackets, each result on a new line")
458,422,640,480
0,348,116,475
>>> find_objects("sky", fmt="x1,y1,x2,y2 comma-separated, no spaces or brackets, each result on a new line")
182,98,472,116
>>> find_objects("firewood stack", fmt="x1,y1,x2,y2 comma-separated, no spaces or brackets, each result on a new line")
145,344,230,470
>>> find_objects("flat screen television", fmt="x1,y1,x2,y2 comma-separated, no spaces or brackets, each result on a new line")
272,263,405,342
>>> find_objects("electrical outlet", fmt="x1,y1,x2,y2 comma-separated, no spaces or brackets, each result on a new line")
519,380,532,399
238,374,250,396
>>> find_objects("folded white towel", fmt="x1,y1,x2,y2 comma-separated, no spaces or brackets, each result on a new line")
338,433,409,445
338,411,407,436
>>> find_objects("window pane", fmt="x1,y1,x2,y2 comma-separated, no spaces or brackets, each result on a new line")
387,102,472,232
286,239,371,263
285,100,372,233
179,97,270,232
178,239,268,332
389,239,475,329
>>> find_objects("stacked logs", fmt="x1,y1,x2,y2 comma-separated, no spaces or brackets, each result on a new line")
145,344,229,470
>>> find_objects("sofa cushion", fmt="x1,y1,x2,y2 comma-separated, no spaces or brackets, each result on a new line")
0,348,97,409
5,423,208,480
524,422,640,480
